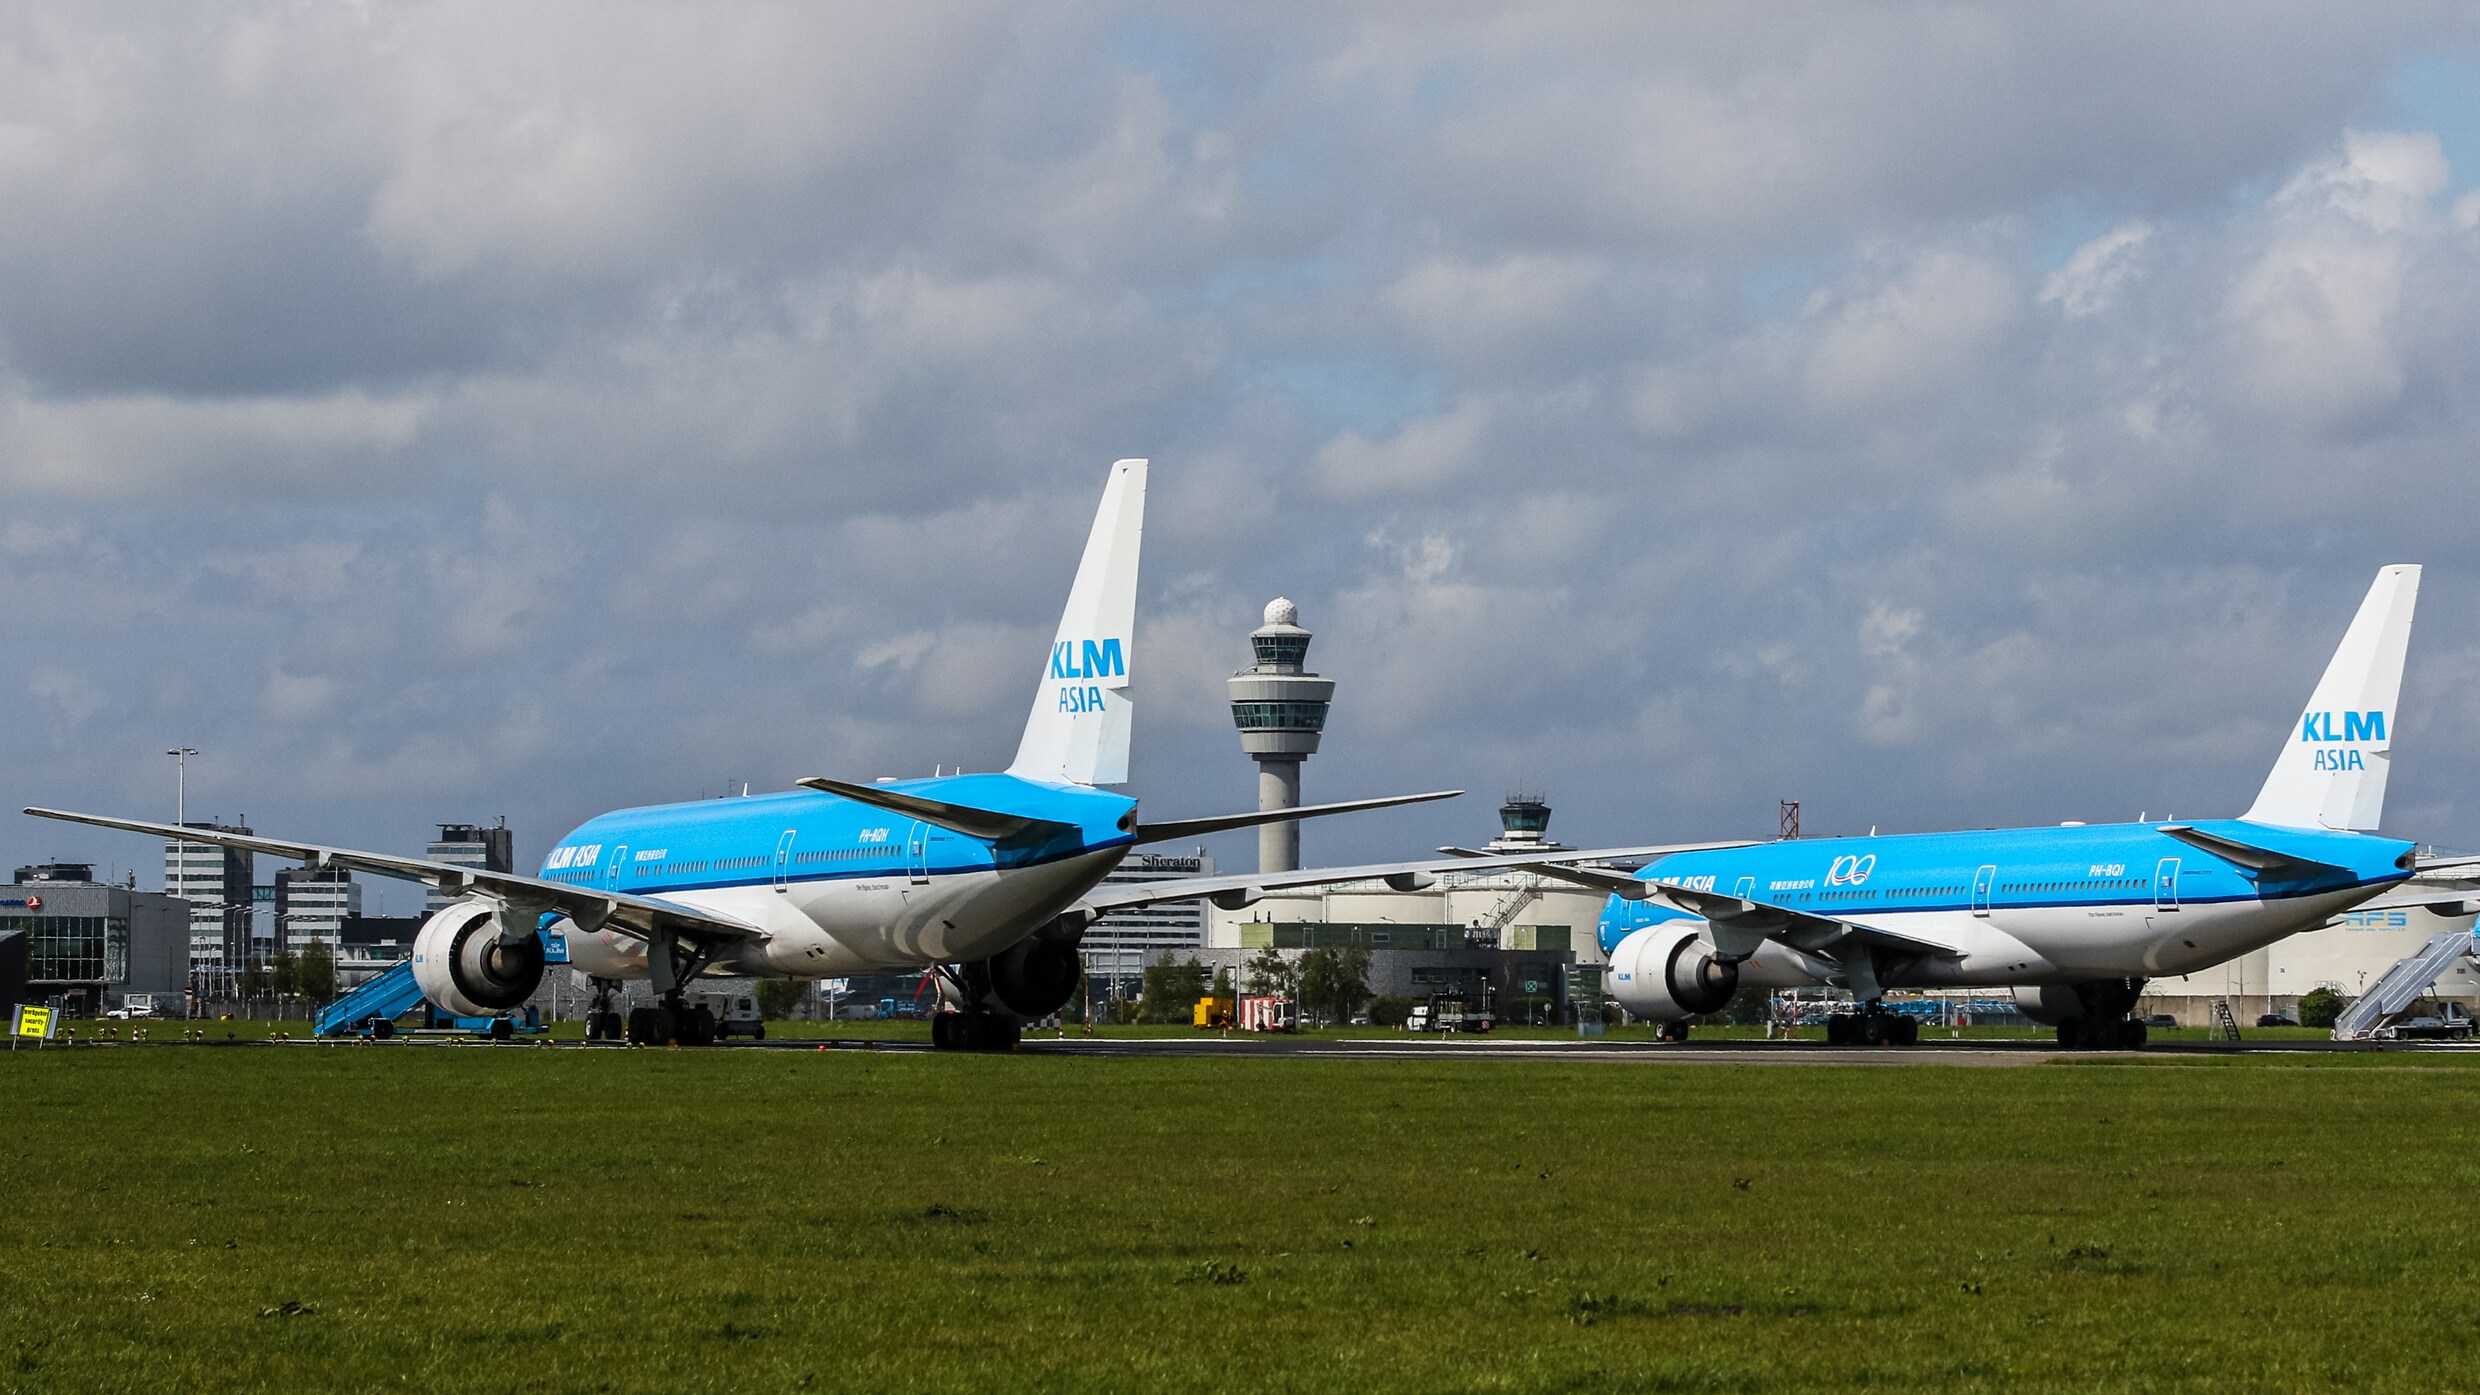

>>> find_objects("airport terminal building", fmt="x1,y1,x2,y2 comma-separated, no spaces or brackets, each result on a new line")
4,863,190,1015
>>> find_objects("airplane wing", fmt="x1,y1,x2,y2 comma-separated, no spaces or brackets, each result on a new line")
1072,840,1762,914
22,806,762,943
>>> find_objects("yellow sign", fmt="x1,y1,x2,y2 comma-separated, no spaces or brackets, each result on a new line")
12,1005,54,1039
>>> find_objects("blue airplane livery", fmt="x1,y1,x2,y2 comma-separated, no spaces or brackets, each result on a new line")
31,460,1697,1049
1552,565,2468,1047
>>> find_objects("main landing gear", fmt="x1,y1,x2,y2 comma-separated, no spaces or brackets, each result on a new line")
931,1010,1022,1052
625,1000,719,1046
2056,1016,2147,1050
616,930,723,1046
1825,1003,1921,1046
2046,979,2150,1050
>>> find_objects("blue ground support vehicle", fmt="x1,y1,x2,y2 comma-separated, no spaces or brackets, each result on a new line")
315,960,426,1038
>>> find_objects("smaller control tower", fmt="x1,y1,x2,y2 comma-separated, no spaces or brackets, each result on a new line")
1229,598,1335,873
1480,792,1573,854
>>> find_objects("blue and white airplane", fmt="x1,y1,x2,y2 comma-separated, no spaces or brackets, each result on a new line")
1546,565,2472,1046
30,460,1708,1049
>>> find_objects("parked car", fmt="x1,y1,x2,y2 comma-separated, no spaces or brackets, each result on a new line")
2256,1013,2300,1029
2141,1014,2177,1029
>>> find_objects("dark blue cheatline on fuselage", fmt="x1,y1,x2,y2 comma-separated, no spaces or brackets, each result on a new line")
540,774,1138,899
1597,819,2415,954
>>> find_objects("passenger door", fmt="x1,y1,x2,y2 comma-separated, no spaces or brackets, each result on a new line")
773,830,797,893
2154,857,2181,912
605,845,629,892
907,822,931,885
1972,865,1996,917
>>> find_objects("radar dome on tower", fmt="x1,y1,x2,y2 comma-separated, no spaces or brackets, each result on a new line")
1263,597,1298,626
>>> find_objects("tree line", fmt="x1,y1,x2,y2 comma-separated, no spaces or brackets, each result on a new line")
1132,948,1377,1025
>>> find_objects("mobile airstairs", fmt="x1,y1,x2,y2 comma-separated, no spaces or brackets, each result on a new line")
314,960,426,1038
313,959,548,1039
2332,929,2480,1041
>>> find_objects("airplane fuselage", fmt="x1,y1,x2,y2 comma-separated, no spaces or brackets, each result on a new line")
543,774,1138,982
1601,819,2416,989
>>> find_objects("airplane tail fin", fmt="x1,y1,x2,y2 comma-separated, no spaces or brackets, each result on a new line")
1007,459,1146,786
2242,564,2420,831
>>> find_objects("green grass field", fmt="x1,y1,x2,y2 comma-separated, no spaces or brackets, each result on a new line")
6,1045,2479,1393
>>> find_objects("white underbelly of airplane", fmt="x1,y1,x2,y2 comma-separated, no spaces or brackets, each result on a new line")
558,847,1125,981
1799,886,2394,988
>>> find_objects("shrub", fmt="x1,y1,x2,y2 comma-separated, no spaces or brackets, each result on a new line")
2297,986,2345,1030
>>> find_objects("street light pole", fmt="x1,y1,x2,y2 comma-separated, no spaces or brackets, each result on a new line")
166,748,200,1003
167,747,196,827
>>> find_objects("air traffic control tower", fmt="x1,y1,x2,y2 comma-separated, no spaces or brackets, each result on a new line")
1229,598,1334,873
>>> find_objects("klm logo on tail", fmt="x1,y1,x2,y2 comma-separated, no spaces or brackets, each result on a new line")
2302,710,2385,772
1050,638,1125,680
1051,637,1125,714
2300,710,2385,742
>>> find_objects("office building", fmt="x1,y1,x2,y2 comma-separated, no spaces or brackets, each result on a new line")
275,867,360,948
1081,850,1214,995
425,821,515,914
164,821,252,981
5,864,190,1014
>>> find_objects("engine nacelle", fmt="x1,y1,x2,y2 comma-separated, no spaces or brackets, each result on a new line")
2011,978,2146,1025
1607,923,1740,1023
943,930,1083,1020
2010,985,2083,1025
411,897,546,1018
989,936,1081,1017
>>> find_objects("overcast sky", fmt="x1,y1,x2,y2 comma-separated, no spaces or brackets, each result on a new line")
5,3,2480,908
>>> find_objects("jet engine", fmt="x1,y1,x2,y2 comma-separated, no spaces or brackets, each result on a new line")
1607,922,1739,1022
411,897,546,1018
943,919,1086,1020
984,934,1082,1017
2010,978,2145,1025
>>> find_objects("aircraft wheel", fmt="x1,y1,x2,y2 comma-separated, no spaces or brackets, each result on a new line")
1826,1015,1850,1046
1893,1016,1919,1046
2056,1019,2084,1049
2124,1020,2148,1048
1858,1015,1885,1046
1661,1020,1690,1043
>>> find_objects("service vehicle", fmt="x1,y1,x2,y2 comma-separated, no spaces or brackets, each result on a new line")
692,991,765,1040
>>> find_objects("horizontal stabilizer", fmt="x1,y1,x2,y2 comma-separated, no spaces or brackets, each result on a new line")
2157,824,2347,881
795,778,1075,843
1135,790,1460,845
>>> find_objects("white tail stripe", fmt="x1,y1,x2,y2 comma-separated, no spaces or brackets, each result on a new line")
2242,564,2420,831
1007,460,1146,787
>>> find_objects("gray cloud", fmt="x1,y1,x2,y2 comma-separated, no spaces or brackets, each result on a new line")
2,2,2479,898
